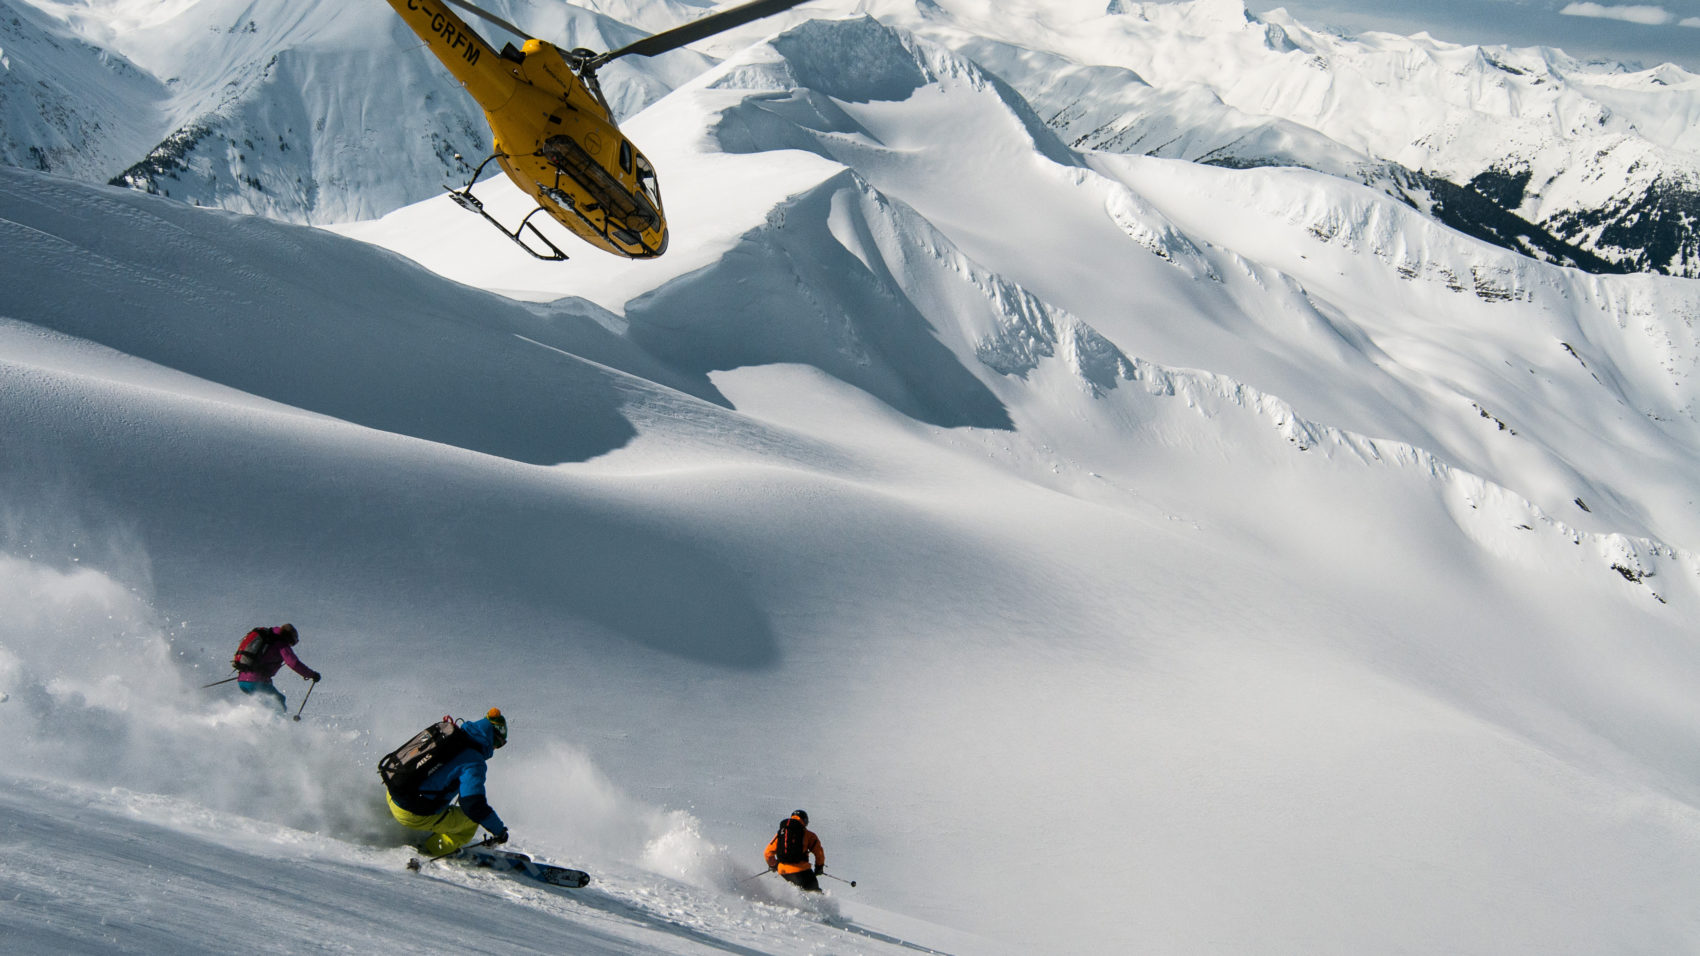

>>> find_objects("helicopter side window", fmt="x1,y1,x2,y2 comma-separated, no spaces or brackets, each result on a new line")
618,140,633,175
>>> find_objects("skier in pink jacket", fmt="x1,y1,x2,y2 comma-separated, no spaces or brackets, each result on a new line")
235,623,321,714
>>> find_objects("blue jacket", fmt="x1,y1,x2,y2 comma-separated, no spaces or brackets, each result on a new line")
389,717,507,833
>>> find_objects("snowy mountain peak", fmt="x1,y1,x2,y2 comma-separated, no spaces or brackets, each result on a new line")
707,14,1081,170
715,14,933,103
935,0,1700,277
1112,0,1255,34
0,0,163,179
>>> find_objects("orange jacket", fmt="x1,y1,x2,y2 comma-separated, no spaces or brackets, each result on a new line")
764,822,825,876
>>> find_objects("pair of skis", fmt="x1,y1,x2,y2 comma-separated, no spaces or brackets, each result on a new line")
408,844,590,888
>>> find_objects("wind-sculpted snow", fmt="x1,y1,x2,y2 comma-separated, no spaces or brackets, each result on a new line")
612,122,1158,421
624,169,1014,430
768,16,931,104
1106,346,1700,606
619,94,1700,606
0,167,788,669
1101,180,1218,277
0,169,662,466
796,170,1145,397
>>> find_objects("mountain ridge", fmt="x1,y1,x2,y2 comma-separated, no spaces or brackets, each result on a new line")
7,0,1696,273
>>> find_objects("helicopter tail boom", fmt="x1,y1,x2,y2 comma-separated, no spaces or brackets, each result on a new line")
383,0,517,109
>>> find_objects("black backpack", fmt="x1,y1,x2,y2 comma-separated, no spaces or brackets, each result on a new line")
231,628,275,672
774,816,809,865
378,717,472,794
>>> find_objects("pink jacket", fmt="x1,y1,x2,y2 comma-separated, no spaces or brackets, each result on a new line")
237,629,320,683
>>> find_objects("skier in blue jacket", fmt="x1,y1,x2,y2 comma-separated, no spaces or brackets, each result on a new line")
385,708,510,855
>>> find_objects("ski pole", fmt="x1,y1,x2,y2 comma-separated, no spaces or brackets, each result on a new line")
424,835,498,865
291,678,317,722
740,868,773,884
821,871,857,888
201,675,240,688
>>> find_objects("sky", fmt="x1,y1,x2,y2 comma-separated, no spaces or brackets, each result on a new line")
1240,0,1700,70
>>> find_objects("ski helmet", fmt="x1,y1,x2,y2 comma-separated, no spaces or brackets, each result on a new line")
486,707,508,748
792,809,808,825
278,623,299,644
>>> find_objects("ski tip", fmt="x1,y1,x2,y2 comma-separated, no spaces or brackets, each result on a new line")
540,867,591,888
406,858,422,871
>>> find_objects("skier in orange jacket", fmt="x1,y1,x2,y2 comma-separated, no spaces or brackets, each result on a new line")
764,809,826,892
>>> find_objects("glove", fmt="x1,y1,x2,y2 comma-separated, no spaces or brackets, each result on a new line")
814,864,824,875
768,862,778,872
308,672,322,683
489,829,509,845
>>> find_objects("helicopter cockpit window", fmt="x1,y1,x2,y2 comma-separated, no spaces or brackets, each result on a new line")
618,140,633,175
634,154,662,209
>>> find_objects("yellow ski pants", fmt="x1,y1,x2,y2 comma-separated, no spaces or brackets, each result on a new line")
387,792,481,856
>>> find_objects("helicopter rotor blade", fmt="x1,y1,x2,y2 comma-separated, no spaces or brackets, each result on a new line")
590,0,813,68
440,0,530,42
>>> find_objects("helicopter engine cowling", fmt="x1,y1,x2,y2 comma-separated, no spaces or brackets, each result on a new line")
486,44,668,258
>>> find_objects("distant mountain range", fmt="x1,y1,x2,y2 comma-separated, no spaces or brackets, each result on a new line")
2,0,1695,276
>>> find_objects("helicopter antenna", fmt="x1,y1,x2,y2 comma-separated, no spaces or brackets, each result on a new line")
439,0,531,42
588,0,813,69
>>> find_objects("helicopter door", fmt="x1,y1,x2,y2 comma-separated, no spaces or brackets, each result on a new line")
539,134,661,250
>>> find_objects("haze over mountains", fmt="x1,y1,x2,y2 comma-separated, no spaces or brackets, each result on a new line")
3,0,1700,953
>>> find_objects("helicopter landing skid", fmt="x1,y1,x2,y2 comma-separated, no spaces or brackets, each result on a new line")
444,157,569,261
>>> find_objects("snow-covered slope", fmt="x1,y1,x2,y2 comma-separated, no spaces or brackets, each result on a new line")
8,43,1700,947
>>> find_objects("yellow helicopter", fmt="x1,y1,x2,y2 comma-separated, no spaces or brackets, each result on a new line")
382,0,811,260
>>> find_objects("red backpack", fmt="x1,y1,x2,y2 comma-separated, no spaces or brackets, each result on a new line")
231,628,276,672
